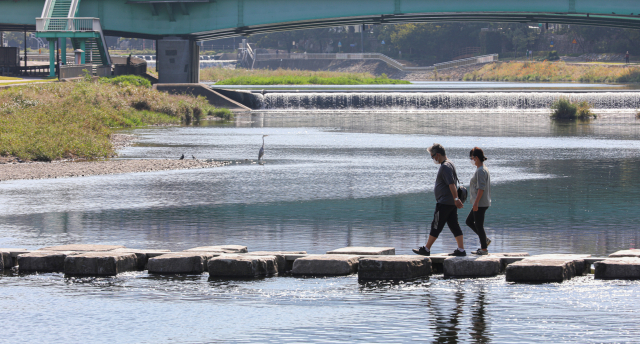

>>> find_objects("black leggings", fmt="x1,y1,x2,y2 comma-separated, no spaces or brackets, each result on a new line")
429,203,463,238
466,207,489,249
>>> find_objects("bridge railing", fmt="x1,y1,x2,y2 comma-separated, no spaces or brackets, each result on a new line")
36,17,100,32
432,54,499,71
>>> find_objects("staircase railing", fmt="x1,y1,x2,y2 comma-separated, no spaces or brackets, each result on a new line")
40,0,55,18
68,0,81,17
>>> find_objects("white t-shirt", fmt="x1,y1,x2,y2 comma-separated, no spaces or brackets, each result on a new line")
469,165,491,207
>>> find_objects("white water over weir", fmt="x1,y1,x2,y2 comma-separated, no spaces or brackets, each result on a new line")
258,92,640,110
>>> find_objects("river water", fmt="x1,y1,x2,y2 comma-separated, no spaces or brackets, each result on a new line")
1,108,640,343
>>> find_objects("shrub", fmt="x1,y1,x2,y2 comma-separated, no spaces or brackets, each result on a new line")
100,75,152,88
551,98,595,120
551,98,577,119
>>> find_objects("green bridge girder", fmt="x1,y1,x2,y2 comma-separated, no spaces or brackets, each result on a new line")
1,0,640,40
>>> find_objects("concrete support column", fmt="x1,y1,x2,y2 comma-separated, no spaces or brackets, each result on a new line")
47,39,56,77
79,39,86,64
61,38,67,65
157,36,199,83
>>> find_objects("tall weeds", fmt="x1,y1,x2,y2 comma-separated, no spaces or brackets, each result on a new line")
0,78,230,161
463,61,640,83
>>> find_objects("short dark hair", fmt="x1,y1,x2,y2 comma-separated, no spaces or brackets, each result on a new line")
469,147,487,161
428,143,446,157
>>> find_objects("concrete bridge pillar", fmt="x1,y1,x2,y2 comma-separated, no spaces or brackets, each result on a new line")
47,38,56,78
78,39,86,64
157,37,199,83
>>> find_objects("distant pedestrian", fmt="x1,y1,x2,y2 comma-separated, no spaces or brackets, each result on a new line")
465,147,492,255
626,51,630,64
413,143,466,257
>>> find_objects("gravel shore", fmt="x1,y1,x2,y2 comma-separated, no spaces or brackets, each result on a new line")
0,159,231,182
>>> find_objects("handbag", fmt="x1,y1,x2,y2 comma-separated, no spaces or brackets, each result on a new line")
452,165,468,204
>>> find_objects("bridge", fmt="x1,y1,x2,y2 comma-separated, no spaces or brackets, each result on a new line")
1,0,640,82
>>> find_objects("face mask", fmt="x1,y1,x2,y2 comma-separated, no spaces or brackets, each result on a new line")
471,159,476,166
433,158,439,164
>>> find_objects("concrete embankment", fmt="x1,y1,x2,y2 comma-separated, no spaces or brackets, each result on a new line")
154,83,252,112
2,245,639,282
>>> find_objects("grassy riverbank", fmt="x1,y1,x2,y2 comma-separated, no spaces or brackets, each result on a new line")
0,76,231,161
201,68,410,85
463,61,640,82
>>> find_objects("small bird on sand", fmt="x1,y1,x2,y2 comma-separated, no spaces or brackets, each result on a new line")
179,154,184,160
192,155,196,160
258,135,268,161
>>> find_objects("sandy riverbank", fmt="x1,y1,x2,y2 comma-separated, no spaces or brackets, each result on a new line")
0,133,230,182
0,159,230,182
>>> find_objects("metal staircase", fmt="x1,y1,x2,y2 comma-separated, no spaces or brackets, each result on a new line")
36,0,112,72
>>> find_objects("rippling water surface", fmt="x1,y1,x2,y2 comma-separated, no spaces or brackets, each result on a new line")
1,110,640,343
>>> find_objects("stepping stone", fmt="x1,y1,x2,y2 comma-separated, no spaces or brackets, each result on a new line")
608,249,640,258
429,252,529,273
0,248,29,269
506,258,579,283
594,258,640,280
358,255,431,280
112,248,172,270
244,251,307,273
18,251,76,273
326,247,395,255
208,255,278,278
528,254,591,275
39,244,125,252
291,255,359,276
147,252,221,274
443,256,502,277
64,252,137,276
184,245,247,253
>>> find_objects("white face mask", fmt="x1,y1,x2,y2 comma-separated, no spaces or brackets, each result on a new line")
433,157,439,164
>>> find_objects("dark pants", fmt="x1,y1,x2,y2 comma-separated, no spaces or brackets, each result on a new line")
466,207,489,249
429,203,463,238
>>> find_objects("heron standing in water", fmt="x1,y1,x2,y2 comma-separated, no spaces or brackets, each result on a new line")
258,135,268,161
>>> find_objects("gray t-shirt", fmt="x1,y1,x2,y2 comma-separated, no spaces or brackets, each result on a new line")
434,159,457,205
469,165,491,207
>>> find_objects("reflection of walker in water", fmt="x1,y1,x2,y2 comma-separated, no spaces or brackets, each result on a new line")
626,51,630,64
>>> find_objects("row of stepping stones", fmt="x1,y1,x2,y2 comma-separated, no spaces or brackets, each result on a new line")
1,245,639,282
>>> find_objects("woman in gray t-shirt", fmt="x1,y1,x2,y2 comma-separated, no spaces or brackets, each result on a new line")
465,147,492,255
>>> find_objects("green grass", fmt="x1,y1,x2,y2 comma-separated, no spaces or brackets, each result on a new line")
0,77,232,161
0,76,22,81
216,74,409,85
202,68,409,85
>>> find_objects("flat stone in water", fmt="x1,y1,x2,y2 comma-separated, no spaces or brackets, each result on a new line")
292,255,359,276
528,254,591,275
506,259,578,283
443,256,502,277
184,245,248,253
609,249,640,258
112,248,172,270
147,252,221,274
244,251,307,273
0,248,29,268
18,251,76,273
39,244,125,252
358,255,431,280
326,247,395,255
208,255,278,278
64,252,137,276
594,258,640,280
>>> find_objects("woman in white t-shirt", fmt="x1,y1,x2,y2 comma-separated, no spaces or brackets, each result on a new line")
466,147,492,255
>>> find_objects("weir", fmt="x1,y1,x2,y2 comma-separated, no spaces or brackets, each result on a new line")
258,92,640,110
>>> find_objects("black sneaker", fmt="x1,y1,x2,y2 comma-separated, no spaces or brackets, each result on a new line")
449,248,467,257
412,246,430,256
471,248,489,255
